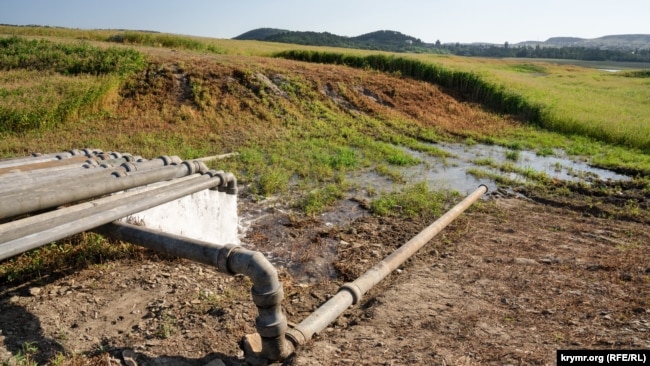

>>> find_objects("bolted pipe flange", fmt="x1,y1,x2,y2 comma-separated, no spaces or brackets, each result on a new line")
69,149,83,156
111,170,128,178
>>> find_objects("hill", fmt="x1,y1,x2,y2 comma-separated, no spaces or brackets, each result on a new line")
518,34,650,50
236,28,650,61
234,28,440,53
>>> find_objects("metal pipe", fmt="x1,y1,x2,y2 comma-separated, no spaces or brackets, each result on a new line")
0,155,177,197
0,175,200,240
0,149,99,169
0,160,201,219
92,222,292,361
0,169,232,260
285,185,488,348
0,157,138,194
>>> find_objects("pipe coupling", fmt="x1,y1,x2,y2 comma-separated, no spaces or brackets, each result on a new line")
157,155,175,166
339,282,363,305
121,162,138,172
285,328,308,348
252,286,284,308
216,244,241,275
181,160,202,175
204,170,226,191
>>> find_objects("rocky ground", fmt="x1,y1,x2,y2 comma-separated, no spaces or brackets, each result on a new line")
1,190,649,366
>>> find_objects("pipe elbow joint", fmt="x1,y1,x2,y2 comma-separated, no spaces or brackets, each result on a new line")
225,172,237,195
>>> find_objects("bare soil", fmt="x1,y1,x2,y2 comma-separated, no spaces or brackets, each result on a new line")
1,192,648,366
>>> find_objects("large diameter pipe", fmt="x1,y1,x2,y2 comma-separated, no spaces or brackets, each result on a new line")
92,222,292,361
0,149,98,169
0,170,234,260
286,184,488,348
0,160,199,220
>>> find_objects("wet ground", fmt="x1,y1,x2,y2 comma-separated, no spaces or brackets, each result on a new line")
353,142,630,197
237,141,642,287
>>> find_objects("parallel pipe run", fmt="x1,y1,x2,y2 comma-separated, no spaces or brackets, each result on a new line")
0,158,194,220
285,185,488,349
92,222,293,361
0,169,237,261
0,156,139,194
0,149,99,169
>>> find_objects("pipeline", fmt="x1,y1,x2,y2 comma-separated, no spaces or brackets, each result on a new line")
0,148,100,169
0,155,180,197
0,157,191,220
0,168,237,261
92,222,293,361
0,155,143,194
285,185,488,351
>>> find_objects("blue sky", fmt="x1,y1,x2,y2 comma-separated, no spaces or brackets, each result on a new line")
1,0,648,44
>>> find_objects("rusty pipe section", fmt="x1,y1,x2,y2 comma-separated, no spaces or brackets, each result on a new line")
285,185,488,349
92,222,292,361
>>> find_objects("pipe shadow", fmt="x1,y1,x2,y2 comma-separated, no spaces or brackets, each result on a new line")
0,283,67,364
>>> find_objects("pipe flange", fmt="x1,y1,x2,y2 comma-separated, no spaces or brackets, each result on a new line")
69,149,82,156
339,282,363,305
111,170,127,178
85,159,99,167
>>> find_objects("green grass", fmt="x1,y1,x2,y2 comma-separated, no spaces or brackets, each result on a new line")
276,50,650,152
370,181,460,219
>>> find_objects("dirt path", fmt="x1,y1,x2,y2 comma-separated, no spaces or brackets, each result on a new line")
1,195,648,366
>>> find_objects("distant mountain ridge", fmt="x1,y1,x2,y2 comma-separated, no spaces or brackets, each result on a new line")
235,28,650,51
234,28,435,53
518,34,650,50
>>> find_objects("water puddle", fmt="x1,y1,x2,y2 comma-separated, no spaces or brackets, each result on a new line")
349,142,630,196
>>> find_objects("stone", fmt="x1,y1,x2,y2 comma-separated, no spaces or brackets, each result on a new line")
243,333,263,356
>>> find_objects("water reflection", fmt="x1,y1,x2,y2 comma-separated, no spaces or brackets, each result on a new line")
349,142,630,196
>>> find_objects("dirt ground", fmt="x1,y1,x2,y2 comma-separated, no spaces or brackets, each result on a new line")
1,190,648,366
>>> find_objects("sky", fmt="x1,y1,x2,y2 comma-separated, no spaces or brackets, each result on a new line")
1,0,648,45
